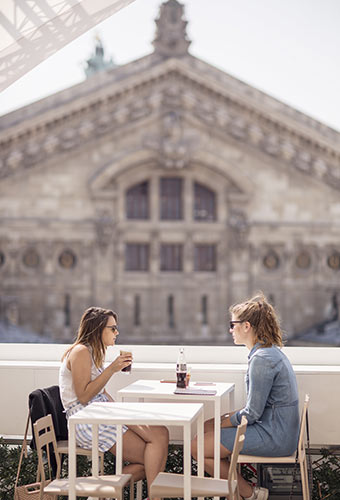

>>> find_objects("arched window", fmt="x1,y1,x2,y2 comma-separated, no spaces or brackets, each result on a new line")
126,181,149,219
194,182,216,221
160,177,183,220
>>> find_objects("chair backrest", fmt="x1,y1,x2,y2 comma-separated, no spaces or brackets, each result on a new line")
29,385,68,476
29,385,68,445
228,416,247,500
33,414,61,485
297,394,310,460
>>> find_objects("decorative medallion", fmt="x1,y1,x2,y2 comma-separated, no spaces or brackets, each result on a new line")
58,249,77,269
7,150,23,168
295,251,311,270
263,250,280,270
327,251,340,271
23,248,40,268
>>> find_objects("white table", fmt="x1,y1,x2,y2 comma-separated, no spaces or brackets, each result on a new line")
117,379,235,481
68,401,204,500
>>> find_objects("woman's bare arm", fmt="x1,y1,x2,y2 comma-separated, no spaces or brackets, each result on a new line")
68,345,131,404
221,410,239,428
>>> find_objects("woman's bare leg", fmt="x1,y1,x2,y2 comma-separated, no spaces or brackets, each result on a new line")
110,425,169,499
192,430,253,499
128,425,169,487
109,429,146,481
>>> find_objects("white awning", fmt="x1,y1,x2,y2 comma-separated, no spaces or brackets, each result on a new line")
0,0,135,92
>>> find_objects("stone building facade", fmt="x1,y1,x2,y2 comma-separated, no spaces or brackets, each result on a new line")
0,0,340,344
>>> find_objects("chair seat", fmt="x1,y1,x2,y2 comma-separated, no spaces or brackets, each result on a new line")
56,439,104,457
44,474,132,496
238,453,296,463
150,472,237,498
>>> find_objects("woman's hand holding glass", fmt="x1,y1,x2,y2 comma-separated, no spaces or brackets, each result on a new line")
110,351,132,373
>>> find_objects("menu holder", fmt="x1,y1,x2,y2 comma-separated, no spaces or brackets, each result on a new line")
174,388,217,396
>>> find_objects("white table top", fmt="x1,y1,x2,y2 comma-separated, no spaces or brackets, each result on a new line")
69,401,204,426
117,379,234,400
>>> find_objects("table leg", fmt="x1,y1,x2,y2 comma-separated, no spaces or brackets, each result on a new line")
197,410,204,477
92,423,99,476
183,423,191,500
116,424,123,475
229,389,235,411
69,422,76,500
197,409,204,500
214,398,221,500
214,398,221,478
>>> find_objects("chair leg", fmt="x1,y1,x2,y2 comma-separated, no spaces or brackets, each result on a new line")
304,457,310,500
235,483,241,500
299,460,307,500
129,477,134,500
136,479,143,500
300,458,309,500
100,453,104,475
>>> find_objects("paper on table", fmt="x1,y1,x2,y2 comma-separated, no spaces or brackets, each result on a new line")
194,382,216,386
174,388,217,396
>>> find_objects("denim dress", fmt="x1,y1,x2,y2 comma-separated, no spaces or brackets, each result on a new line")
221,343,300,456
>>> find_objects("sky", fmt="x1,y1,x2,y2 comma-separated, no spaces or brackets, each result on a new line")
0,0,339,132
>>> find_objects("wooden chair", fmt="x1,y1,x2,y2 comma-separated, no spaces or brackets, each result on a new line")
237,394,310,500
150,415,247,500
29,386,105,474
33,414,133,499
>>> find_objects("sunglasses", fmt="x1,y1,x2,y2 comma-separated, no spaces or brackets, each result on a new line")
229,320,244,330
106,325,119,332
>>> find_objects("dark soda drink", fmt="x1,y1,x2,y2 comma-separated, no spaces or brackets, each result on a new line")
176,371,186,388
120,350,132,373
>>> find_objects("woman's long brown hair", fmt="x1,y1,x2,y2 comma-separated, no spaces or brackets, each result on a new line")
62,306,117,368
230,292,283,347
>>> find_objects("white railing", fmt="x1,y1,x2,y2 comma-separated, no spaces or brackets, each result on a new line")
1,343,339,446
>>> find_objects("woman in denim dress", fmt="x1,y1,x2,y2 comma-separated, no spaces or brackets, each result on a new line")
192,293,299,500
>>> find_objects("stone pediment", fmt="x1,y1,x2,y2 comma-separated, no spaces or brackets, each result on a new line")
0,55,340,191
88,144,250,199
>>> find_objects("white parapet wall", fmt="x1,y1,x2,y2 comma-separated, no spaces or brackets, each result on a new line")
1,343,339,446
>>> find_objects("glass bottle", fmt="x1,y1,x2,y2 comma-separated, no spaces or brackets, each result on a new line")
176,347,187,388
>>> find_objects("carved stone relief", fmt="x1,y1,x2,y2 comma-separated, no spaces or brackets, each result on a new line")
43,135,59,154
1,69,339,193
228,210,249,249
95,211,115,253
144,110,200,169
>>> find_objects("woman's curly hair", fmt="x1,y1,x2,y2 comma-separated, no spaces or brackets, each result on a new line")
230,292,283,347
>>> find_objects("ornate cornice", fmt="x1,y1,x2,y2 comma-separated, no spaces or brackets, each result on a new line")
0,58,339,190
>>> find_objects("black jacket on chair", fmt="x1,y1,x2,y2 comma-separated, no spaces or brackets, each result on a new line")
29,385,68,475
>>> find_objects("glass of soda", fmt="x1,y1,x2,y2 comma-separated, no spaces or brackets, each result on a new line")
120,350,132,373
